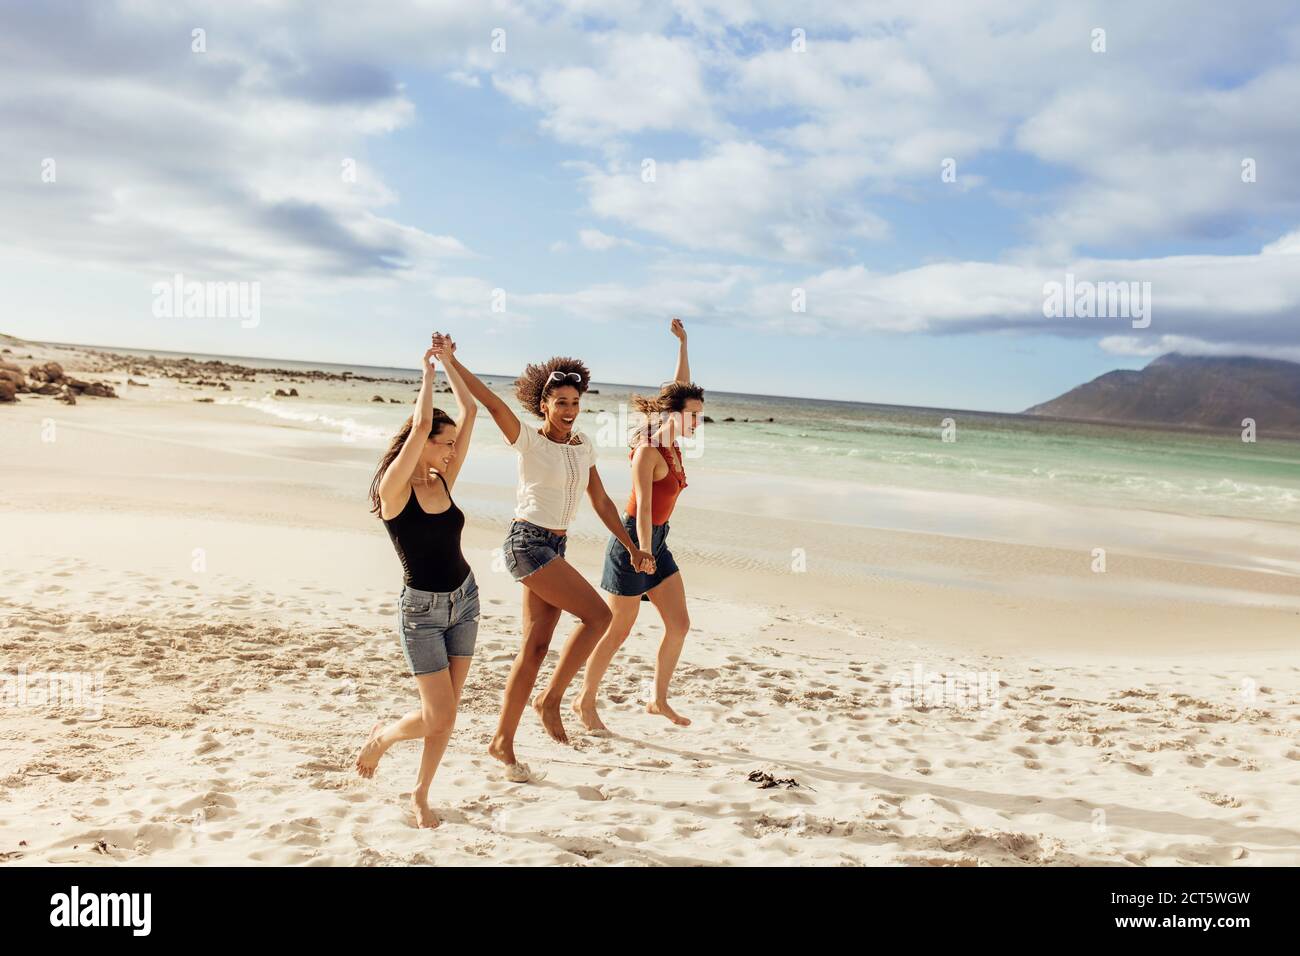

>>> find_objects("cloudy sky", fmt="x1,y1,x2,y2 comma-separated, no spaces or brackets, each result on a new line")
3,0,1299,411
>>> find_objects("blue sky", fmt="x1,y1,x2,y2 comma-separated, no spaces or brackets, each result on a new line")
3,1,1300,411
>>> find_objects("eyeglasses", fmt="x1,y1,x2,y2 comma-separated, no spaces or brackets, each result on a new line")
547,371,583,385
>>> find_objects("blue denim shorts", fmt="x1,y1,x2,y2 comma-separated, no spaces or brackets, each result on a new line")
503,520,568,581
397,571,480,676
601,516,680,600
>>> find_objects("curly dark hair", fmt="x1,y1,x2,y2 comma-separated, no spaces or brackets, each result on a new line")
514,356,591,418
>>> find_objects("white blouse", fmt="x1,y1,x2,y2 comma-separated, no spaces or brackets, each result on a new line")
509,426,596,529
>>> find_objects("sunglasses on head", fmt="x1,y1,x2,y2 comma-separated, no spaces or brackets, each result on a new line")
547,371,583,386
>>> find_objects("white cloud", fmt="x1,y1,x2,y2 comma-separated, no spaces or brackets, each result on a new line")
578,228,638,251
492,33,725,145
522,227,1300,353
446,70,481,88
6,0,1299,365
0,2,476,282
1262,229,1300,255
584,142,889,262
740,233,1300,343
1099,335,1300,364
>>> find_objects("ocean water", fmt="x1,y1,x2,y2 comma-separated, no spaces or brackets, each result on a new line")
102,346,1300,532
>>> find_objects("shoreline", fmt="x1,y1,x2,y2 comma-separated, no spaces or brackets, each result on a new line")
20,333,1300,442
5,380,1300,660
3,337,1299,866
8,337,1300,581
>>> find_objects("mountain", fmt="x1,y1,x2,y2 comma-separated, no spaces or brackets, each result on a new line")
1024,353,1300,433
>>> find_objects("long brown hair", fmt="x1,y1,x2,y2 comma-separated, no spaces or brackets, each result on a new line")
629,381,705,447
368,410,455,516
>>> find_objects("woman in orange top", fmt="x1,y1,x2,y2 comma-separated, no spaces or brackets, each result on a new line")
576,318,705,732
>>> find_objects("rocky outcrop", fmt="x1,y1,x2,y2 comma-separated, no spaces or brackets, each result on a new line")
65,378,118,398
1026,353,1300,433
28,361,65,384
0,356,118,406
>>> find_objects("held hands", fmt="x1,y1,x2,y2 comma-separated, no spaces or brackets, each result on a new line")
670,317,686,341
422,342,438,376
431,331,457,362
632,548,656,574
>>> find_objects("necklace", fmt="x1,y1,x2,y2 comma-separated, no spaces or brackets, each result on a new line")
541,426,579,445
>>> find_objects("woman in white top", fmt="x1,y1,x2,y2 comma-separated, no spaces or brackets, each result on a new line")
435,336,654,780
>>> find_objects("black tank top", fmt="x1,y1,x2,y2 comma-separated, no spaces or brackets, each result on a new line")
382,473,471,592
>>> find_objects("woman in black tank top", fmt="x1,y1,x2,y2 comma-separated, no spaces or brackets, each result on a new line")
382,471,470,593
354,334,479,830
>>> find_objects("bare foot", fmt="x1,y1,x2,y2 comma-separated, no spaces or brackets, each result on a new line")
532,693,570,745
355,722,386,778
488,735,516,767
410,793,440,829
488,736,545,782
571,697,609,734
648,700,691,726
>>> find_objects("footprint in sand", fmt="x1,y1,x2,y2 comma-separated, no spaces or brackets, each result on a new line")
1009,745,1041,770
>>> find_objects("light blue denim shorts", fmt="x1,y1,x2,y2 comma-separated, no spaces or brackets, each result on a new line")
503,520,568,581
397,571,480,676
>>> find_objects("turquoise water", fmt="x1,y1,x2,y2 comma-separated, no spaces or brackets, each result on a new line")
688,394,1300,525
97,345,1300,526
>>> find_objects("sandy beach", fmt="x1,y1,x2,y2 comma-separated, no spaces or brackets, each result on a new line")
2,340,1298,866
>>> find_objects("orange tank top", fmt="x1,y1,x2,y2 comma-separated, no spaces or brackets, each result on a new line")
625,443,687,525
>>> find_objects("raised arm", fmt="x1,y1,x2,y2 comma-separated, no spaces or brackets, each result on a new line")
377,344,439,518
434,336,521,445
587,464,655,573
430,333,477,490
670,317,690,384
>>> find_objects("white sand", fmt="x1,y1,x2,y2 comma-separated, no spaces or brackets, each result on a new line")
2,344,1298,866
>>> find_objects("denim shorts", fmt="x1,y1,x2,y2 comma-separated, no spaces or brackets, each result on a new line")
397,570,480,676
600,516,680,600
503,520,568,581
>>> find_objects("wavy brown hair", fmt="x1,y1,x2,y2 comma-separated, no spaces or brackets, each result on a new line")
368,410,456,516
514,356,590,419
629,381,705,446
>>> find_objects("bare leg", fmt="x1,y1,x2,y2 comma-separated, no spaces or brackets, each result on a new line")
489,586,562,767
355,709,424,778
522,558,614,745
645,572,691,726
356,669,451,779
574,594,642,732
410,657,471,828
